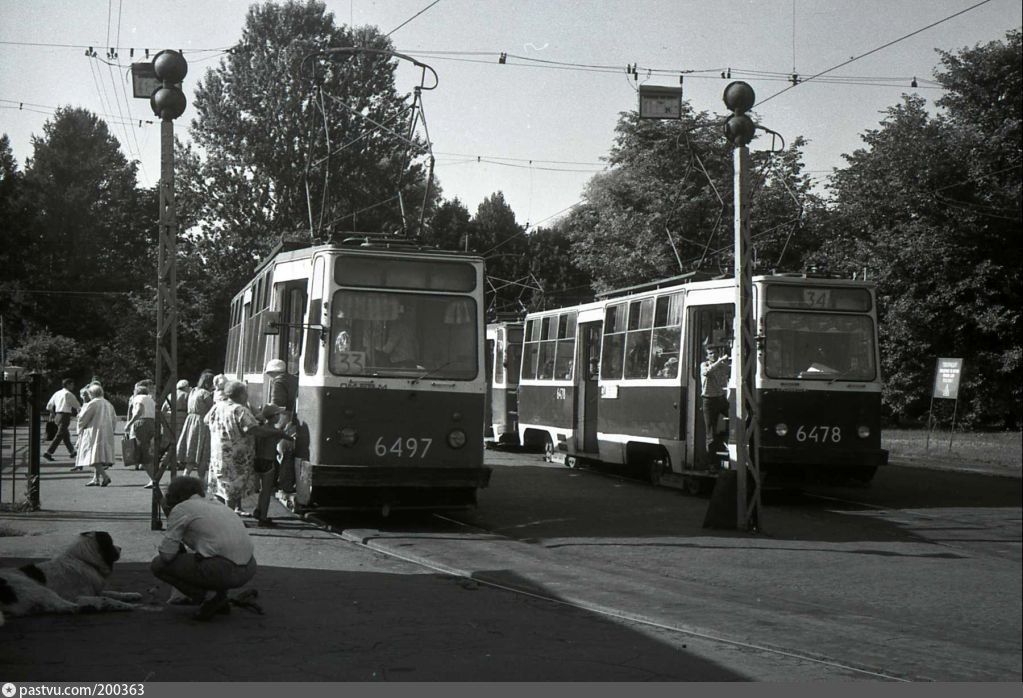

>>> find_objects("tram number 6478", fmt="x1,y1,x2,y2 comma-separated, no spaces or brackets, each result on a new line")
374,436,434,458
795,425,842,443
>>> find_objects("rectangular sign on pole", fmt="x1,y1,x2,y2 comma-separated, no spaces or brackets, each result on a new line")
131,62,161,99
932,358,963,399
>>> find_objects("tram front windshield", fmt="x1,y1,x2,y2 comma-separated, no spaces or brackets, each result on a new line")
764,312,876,381
329,289,477,379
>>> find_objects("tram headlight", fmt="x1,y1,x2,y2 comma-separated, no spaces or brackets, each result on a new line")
447,428,468,449
774,423,788,437
857,426,871,439
339,427,359,447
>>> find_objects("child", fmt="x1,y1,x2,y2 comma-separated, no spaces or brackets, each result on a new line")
252,404,288,527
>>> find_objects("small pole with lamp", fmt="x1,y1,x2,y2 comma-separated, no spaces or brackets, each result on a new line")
722,81,762,532
134,50,188,530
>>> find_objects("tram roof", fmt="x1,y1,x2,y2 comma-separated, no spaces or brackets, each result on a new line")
251,234,484,275
596,271,717,300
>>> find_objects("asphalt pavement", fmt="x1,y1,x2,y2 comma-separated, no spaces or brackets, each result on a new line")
0,423,744,682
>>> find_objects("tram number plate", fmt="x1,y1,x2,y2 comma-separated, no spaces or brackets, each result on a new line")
374,436,433,458
795,425,842,443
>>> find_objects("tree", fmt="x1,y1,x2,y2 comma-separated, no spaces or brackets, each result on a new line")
0,109,155,390
0,134,33,330
468,192,534,317
423,197,471,251
524,222,593,311
562,106,823,292
822,31,1022,427
186,0,432,251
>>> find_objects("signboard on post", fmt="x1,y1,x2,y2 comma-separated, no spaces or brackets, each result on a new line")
932,358,964,399
927,357,965,453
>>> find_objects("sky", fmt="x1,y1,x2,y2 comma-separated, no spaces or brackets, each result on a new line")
1,0,1020,230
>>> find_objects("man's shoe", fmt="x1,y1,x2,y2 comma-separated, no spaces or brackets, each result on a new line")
193,593,230,621
42,453,54,461
256,518,274,528
69,451,77,458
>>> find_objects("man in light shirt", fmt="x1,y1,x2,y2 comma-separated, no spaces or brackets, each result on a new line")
44,378,81,465
150,476,258,621
700,345,731,453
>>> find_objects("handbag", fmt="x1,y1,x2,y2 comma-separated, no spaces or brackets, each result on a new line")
45,418,58,441
121,434,139,466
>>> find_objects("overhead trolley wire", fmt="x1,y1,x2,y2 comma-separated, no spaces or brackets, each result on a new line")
758,0,996,106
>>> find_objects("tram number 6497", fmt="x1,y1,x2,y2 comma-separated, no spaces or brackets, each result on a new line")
795,425,842,443
374,436,433,458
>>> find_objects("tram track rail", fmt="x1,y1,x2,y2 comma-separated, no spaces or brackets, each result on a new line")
305,509,914,681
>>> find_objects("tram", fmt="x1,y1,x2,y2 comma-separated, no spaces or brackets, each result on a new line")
516,272,888,491
484,320,524,446
225,236,491,513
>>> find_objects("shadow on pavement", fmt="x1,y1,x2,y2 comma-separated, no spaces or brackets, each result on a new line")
0,560,744,682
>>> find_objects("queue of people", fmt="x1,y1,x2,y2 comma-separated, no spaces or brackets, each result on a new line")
42,363,295,522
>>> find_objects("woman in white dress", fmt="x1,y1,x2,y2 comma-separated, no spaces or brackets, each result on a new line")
76,383,117,487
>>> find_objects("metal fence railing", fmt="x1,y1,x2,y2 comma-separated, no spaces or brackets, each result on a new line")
0,372,42,511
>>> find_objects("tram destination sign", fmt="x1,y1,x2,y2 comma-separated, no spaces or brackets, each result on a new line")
932,357,964,399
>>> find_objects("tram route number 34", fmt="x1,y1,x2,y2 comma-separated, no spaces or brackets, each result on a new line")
374,436,434,458
795,425,842,443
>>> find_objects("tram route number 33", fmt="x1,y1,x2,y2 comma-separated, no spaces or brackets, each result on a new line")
374,436,434,458
794,425,842,443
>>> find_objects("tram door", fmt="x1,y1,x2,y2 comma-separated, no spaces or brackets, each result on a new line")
686,303,734,469
576,321,602,453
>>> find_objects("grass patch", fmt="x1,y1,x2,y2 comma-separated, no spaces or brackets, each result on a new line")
884,429,1022,468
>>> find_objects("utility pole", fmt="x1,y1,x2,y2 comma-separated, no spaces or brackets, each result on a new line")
722,81,762,531
137,50,188,530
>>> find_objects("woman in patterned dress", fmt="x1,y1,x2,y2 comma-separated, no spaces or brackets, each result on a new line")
176,370,215,482
204,380,259,512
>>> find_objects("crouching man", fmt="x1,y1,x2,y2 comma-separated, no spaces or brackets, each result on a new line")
150,476,257,621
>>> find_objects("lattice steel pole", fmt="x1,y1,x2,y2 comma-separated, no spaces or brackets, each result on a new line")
148,50,188,530
723,82,762,532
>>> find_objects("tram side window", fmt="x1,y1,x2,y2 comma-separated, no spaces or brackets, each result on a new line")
554,313,576,380
624,298,654,379
506,328,524,386
537,317,556,379
651,292,684,378
601,302,627,380
522,319,540,380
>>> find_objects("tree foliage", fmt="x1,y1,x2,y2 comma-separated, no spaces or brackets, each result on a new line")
820,31,1021,426
185,0,431,249
561,106,824,293
1,109,154,391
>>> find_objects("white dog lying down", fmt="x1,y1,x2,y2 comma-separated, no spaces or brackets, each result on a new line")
0,531,148,626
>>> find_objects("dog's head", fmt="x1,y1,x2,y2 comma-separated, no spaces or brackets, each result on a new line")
66,531,121,574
